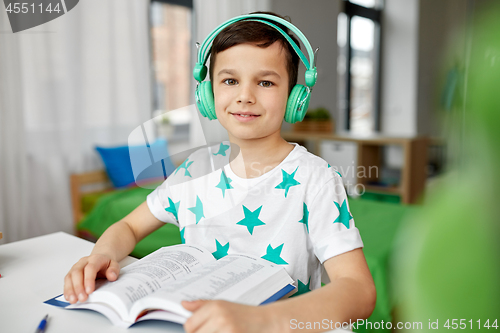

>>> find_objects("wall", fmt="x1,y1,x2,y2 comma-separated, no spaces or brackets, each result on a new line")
379,0,420,137
271,0,342,132
417,0,468,137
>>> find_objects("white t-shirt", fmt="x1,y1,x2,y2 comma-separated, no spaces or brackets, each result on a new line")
147,141,363,295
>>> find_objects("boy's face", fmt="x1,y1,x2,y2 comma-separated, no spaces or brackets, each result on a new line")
212,41,289,142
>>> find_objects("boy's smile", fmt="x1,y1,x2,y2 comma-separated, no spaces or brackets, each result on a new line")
212,41,290,142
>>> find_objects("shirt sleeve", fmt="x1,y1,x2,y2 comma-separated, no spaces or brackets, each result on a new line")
146,180,179,227
307,172,364,264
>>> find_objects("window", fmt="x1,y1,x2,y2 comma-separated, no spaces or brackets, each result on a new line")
338,0,383,134
149,0,193,141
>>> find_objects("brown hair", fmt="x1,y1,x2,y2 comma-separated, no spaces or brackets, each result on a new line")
208,11,301,95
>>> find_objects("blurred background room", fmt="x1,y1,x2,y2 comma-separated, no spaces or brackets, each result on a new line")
1,0,498,331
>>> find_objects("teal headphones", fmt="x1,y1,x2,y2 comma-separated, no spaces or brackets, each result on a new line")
193,13,318,124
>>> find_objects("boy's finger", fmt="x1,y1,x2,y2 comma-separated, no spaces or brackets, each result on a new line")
63,274,77,304
105,260,120,281
182,300,212,333
181,299,208,311
70,268,87,302
83,261,102,295
70,257,89,272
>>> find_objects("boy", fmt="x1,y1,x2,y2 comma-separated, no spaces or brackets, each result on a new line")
64,12,376,333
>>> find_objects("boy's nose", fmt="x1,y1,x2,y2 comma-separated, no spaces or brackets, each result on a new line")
236,84,256,105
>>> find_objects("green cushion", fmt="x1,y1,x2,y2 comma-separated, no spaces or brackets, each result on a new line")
77,186,181,258
81,191,111,216
348,198,419,332
360,192,401,204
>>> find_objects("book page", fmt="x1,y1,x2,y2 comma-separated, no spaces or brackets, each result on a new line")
129,254,293,321
75,244,214,323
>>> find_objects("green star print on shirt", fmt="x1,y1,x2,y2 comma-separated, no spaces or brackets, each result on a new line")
180,227,185,244
236,205,266,235
327,164,342,177
293,277,311,297
212,239,230,259
165,197,180,220
187,195,205,224
334,199,352,229
275,166,300,197
175,158,193,178
261,243,288,265
213,142,230,156
298,202,309,233
215,170,233,198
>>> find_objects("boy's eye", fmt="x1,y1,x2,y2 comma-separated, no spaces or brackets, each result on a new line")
223,79,237,86
259,81,273,88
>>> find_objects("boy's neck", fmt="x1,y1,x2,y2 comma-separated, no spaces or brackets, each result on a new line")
228,132,294,179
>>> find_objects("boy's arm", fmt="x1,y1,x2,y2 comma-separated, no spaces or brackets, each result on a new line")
64,201,165,304
182,248,376,333
271,247,376,331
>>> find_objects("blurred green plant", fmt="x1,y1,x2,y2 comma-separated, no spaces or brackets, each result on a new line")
153,110,171,125
391,3,500,331
304,107,331,121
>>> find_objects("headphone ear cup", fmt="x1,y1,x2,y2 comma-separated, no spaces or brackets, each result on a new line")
195,83,207,118
196,81,217,120
285,84,310,124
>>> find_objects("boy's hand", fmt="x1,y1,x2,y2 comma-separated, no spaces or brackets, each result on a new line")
63,254,120,304
182,300,284,333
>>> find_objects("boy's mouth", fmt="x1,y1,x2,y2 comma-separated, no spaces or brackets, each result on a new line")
231,112,259,118
230,112,259,117
230,112,260,121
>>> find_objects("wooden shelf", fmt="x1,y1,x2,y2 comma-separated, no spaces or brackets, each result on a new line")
281,131,417,145
281,130,428,204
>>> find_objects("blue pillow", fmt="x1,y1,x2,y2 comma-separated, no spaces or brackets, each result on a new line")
95,138,175,189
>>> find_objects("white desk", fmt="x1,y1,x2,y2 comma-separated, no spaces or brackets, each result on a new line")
0,232,184,333
0,232,352,333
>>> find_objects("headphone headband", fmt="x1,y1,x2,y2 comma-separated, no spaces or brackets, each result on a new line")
195,13,317,85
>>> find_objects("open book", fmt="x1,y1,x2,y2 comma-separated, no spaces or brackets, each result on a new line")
45,244,296,328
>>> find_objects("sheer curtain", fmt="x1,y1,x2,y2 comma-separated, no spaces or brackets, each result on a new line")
190,0,270,146
0,0,152,243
